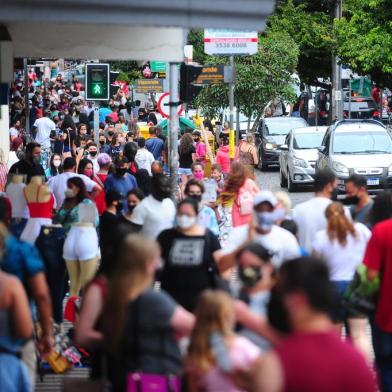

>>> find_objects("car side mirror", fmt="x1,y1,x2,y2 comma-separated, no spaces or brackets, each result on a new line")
317,146,326,153
280,144,289,151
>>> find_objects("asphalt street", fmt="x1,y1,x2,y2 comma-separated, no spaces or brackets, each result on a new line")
255,168,313,207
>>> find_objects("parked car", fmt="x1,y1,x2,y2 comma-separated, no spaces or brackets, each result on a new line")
279,126,328,192
316,119,392,193
255,116,308,170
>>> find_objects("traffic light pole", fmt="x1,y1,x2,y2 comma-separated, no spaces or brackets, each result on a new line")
93,103,99,145
168,62,180,200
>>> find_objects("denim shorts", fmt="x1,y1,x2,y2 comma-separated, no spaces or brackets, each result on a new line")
331,280,350,323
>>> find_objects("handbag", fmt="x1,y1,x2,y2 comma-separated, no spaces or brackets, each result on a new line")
45,350,72,374
62,129,72,158
343,264,380,317
126,298,181,392
237,185,254,216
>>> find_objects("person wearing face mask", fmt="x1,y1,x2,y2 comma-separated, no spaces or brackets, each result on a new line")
191,162,205,182
292,169,338,254
54,177,99,296
235,243,276,352
9,142,46,184
248,257,376,392
45,153,63,179
192,130,207,165
104,157,137,213
344,174,373,226
98,134,111,155
118,188,145,227
130,174,175,238
184,179,219,236
220,191,300,271
85,142,99,174
158,198,222,311
78,158,105,215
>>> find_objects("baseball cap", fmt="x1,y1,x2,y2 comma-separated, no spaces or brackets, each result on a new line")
253,191,278,207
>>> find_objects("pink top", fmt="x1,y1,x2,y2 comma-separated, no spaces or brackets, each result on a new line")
216,145,238,174
24,186,54,218
195,141,207,163
200,336,260,392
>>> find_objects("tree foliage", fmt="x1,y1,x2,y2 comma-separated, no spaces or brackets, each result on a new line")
107,60,141,83
193,31,299,129
334,0,392,87
268,0,334,85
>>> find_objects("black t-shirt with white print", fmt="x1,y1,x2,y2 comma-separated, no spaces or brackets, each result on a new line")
157,228,221,311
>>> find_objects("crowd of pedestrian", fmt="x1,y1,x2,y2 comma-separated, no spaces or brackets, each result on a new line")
1,68,391,392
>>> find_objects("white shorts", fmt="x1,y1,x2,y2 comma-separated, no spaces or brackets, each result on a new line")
63,226,99,261
20,218,52,244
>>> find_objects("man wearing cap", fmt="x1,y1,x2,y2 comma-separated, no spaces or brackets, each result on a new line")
31,110,56,170
219,190,300,271
193,130,207,164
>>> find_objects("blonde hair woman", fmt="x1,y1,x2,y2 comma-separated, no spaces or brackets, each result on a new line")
186,290,260,392
103,235,194,390
312,202,372,362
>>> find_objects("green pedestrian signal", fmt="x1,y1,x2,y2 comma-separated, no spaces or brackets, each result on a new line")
85,63,109,100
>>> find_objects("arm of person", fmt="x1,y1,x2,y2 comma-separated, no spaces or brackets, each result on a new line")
251,146,258,166
234,300,282,345
170,306,195,338
129,201,147,227
250,352,284,392
28,273,53,355
83,175,100,199
10,275,33,339
75,283,104,348
363,226,383,282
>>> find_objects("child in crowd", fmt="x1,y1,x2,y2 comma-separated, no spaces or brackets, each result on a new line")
210,164,225,194
186,290,260,392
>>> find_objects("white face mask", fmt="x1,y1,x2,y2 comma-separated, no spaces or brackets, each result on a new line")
64,188,76,199
53,159,61,168
176,214,197,230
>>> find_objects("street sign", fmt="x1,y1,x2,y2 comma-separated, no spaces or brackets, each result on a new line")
135,79,165,94
194,66,225,85
204,29,258,56
157,92,183,118
85,63,109,101
150,61,167,73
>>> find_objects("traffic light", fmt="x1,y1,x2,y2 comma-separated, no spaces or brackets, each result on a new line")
85,63,109,101
180,63,203,103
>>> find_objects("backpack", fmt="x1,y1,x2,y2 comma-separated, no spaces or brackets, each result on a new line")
237,185,254,216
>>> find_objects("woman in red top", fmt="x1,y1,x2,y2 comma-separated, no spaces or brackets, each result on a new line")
78,158,106,215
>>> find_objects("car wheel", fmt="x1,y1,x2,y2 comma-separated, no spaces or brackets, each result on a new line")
258,151,268,171
287,170,298,193
280,168,288,188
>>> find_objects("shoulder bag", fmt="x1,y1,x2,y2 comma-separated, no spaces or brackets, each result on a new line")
126,297,181,392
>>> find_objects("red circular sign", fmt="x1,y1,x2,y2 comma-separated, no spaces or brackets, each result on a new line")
157,93,183,118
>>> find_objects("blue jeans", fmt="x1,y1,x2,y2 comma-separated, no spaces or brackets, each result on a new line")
331,280,350,323
9,218,28,239
371,321,392,392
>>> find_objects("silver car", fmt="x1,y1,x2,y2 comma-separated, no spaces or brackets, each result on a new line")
316,120,392,193
280,126,327,192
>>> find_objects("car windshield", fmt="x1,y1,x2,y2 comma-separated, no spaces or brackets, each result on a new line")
265,119,307,136
332,131,392,154
293,132,325,149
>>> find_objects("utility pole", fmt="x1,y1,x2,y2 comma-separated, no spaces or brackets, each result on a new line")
168,62,180,199
23,57,30,141
229,55,235,138
332,0,343,122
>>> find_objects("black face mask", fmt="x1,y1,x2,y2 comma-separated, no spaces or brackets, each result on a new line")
267,287,292,334
108,131,114,137
331,187,339,201
239,266,262,289
128,204,136,213
341,195,360,206
115,167,127,176
89,150,97,157
99,140,105,145
189,194,202,203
